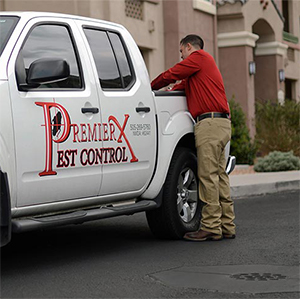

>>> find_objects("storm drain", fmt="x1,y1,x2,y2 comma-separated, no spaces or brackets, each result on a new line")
150,265,299,294
231,273,287,281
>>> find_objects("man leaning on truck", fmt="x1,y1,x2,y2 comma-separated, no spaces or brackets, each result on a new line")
151,34,236,242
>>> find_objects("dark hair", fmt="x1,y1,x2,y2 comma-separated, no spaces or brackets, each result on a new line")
180,34,204,49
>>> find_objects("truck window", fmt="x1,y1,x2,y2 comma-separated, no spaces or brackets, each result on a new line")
84,28,134,90
84,29,122,89
0,16,19,56
108,32,134,88
17,24,82,90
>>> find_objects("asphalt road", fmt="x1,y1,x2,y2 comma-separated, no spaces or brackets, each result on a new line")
1,190,299,298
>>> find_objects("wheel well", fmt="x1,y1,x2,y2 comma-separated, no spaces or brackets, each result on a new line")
0,170,11,246
176,133,196,154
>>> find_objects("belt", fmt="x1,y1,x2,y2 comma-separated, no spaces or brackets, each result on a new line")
196,112,229,122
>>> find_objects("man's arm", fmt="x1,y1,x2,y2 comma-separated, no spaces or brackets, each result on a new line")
151,52,201,90
171,80,186,91
151,72,172,91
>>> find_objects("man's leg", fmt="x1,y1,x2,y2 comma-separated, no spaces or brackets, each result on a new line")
219,147,236,236
197,142,222,235
184,118,233,242
195,119,222,236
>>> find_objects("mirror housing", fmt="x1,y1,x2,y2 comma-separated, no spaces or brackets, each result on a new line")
25,58,70,87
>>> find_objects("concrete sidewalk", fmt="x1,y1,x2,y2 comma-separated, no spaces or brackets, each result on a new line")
230,170,300,199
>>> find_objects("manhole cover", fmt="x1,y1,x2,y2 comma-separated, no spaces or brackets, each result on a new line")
231,273,287,281
150,265,300,294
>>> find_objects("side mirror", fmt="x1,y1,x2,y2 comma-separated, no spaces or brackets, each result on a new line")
25,58,70,87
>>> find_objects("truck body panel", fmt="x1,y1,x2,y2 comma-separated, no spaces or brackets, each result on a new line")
141,93,195,199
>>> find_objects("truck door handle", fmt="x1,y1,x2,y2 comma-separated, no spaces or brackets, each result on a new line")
81,107,99,114
136,107,150,113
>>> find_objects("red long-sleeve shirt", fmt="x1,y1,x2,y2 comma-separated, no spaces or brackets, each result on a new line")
151,50,229,119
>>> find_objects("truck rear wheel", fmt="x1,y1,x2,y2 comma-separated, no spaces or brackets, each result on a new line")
146,147,201,239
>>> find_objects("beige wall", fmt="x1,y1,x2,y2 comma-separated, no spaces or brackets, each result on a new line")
162,0,216,72
217,1,245,34
163,0,180,70
177,0,215,56
105,0,165,79
0,0,165,80
2,0,89,15
242,0,284,42
274,0,282,14
288,0,298,34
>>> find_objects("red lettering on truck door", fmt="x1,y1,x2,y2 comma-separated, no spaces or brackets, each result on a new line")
36,102,71,176
108,114,138,162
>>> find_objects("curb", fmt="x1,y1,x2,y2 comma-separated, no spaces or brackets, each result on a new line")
231,180,300,199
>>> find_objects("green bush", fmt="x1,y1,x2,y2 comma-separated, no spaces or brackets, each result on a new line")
255,100,300,157
254,151,300,172
229,98,257,165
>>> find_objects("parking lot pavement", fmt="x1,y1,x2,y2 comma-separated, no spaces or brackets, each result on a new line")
1,191,299,298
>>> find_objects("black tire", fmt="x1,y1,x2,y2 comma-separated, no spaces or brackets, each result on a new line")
146,147,201,239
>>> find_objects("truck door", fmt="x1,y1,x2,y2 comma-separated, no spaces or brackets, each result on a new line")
80,23,157,195
8,18,103,206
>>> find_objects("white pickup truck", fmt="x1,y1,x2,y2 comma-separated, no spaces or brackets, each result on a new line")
0,12,235,246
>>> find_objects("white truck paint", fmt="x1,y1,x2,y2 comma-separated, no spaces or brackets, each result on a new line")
0,12,235,246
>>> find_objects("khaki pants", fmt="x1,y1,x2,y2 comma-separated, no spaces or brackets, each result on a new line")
194,117,236,236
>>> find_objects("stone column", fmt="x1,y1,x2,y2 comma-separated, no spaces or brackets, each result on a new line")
218,31,259,138
254,42,288,102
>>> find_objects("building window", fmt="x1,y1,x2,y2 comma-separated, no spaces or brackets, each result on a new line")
287,48,295,61
282,0,290,33
282,1,299,44
125,0,144,21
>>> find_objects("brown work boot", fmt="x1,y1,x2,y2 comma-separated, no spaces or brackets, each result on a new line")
223,233,236,239
183,229,223,242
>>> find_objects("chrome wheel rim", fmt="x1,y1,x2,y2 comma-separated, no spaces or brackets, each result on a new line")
177,167,198,223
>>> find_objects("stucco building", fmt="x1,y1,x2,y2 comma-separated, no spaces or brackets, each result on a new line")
1,0,299,136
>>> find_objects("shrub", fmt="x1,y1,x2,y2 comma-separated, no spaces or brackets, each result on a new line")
229,98,257,165
255,100,300,157
254,151,300,172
